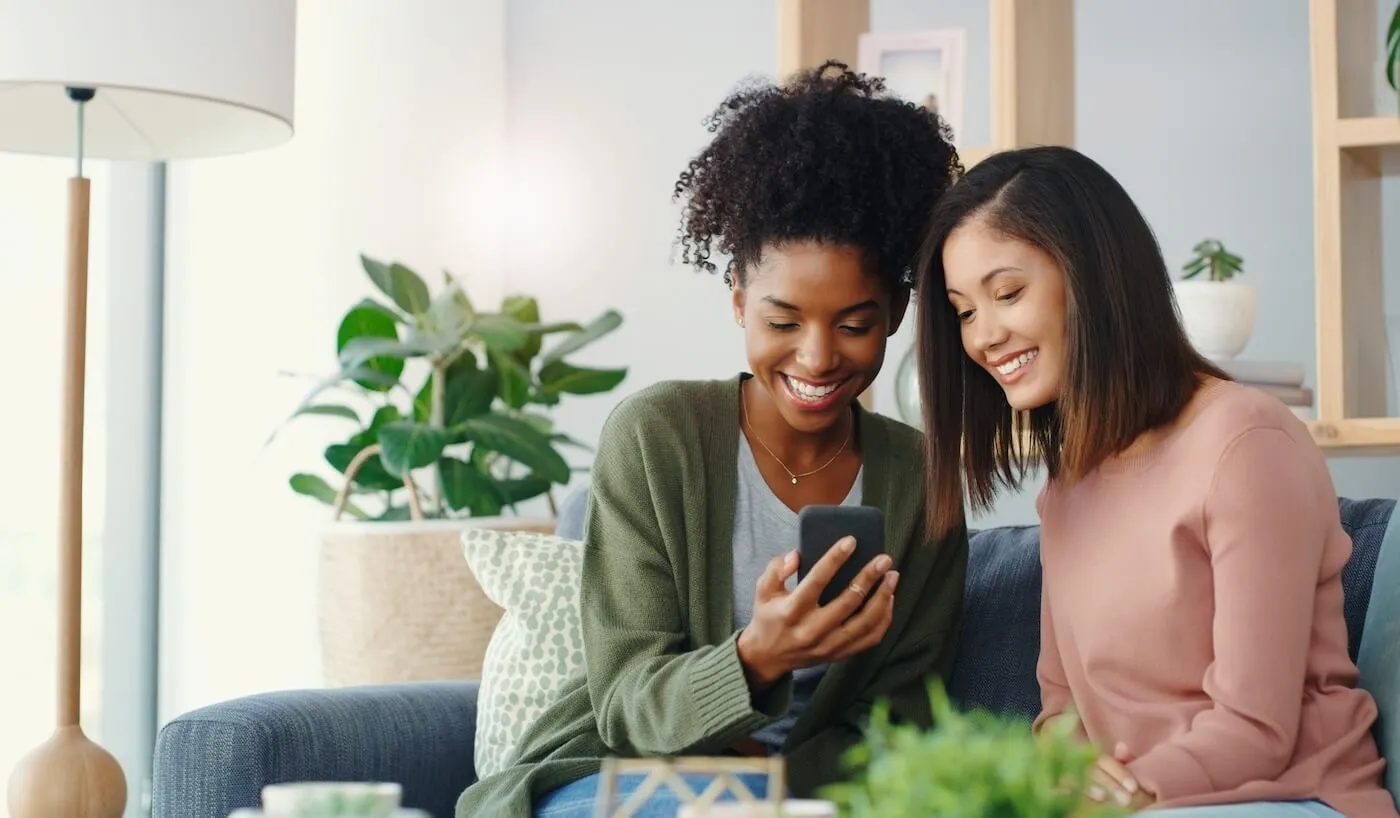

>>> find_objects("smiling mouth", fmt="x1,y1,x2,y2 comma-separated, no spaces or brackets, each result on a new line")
781,374,848,404
993,348,1038,377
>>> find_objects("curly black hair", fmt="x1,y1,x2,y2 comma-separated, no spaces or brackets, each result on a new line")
673,60,962,290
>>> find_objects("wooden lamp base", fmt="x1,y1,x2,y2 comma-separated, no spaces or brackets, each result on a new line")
5,166,128,818
7,726,126,818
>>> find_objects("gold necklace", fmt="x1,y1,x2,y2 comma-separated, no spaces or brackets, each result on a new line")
740,386,853,484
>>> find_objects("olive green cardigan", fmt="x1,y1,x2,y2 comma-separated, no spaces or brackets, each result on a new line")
455,375,968,817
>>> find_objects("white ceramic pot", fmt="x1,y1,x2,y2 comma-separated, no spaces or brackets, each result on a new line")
677,800,837,818
1172,279,1256,361
261,781,401,816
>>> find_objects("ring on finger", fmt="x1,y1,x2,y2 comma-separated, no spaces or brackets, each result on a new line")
848,582,867,599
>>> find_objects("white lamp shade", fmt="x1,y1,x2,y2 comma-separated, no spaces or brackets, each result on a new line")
0,0,296,160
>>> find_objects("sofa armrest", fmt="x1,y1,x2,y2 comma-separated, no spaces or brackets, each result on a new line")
152,681,479,818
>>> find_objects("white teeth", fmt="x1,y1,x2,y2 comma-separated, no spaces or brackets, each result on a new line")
785,375,842,401
995,349,1038,376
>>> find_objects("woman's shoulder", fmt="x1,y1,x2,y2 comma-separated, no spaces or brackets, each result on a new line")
1184,379,1315,453
599,377,737,443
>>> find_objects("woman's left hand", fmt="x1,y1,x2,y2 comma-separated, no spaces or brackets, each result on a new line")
1085,743,1154,810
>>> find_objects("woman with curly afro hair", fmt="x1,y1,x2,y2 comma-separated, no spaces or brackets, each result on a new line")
456,61,968,818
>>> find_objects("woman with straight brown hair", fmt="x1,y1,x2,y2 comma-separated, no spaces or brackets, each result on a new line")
913,145,1397,817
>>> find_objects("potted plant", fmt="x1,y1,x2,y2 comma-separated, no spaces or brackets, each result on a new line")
1172,238,1255,361
273,253,628,686
820,683,1127,818
1384,3,1399,114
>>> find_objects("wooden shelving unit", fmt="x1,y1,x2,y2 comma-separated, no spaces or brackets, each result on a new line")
776,0,1075,164
1307,0,1400,453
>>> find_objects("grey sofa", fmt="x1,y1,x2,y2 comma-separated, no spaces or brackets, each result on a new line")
152,494,1400,818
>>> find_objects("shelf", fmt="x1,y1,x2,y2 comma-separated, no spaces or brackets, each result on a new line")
1309,418,1400,454
1336,116,1400,148
1308,1,1400,453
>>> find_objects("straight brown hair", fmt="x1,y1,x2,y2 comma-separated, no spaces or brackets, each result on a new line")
914,146,1228,539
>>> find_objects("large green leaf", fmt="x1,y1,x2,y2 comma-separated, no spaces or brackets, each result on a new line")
490,350,532,409
516,411,554,435
289,473,367,519
322,406,405,491
538,361,627,396
292,404,360,423
324,443,401,491
471,313,531,353
419,281,475,353
458,413,571,483
349,297,405,325
502,295,544,360
338,336,436,371
495,475,553,505
377,421,452,477
443,354,499,425
1389,5,1400,89
539,309,623,366
526,321,584,334
360,254,432,316
439,457,502,514
337,304,403,391
411,352,498,424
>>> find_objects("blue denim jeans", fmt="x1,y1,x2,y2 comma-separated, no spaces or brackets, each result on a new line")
534,772,774,818
1147,801,1342,817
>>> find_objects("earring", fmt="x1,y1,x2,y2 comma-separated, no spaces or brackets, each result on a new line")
737,317,745,327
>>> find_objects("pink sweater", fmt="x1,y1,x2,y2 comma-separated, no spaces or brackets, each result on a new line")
1033,380,1396,816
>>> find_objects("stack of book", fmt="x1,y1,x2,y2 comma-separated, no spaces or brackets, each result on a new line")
1218,359,1313,416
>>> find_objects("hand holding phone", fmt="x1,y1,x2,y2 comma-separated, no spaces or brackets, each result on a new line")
735,505,897,691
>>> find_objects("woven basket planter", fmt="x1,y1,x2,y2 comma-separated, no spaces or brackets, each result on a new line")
317,444,554,686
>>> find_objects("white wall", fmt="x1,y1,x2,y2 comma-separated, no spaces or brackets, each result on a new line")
501,0,773,507
158,0,506,721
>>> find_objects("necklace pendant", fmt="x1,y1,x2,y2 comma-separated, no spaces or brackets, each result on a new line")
791,476,798,485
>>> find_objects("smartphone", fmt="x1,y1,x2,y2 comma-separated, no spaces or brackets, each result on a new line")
796,504,887,606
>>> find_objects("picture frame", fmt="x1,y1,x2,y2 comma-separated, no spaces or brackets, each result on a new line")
857,28,967,146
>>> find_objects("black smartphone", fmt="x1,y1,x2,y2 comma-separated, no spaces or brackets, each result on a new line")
796,504,886,606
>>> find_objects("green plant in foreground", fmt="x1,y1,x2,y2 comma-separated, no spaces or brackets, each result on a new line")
1180,239,1244,283
274,254,627,521
819,682,1126,818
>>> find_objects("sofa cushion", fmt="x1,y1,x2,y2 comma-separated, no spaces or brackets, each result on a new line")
461,528,586,779
946,525,1043,723
1339,498,1397,662
1356,496,1400,803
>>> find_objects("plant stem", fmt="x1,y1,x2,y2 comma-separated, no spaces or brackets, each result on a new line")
430,358,447,516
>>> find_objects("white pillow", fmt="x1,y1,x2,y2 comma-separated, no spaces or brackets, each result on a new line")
461,527,586,779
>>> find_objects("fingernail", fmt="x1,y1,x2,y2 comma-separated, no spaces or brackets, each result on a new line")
1086,785,1106,802
885,571,899,589
786,551,798,566
1122,777,1137,794
839,537,856,553
874,555,892,571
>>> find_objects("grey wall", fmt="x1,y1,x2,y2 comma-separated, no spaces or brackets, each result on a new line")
502,0,1400,526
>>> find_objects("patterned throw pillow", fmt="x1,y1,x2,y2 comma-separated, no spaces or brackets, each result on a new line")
461,527,586,779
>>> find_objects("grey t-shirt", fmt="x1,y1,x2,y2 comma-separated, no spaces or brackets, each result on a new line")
732,432,863,752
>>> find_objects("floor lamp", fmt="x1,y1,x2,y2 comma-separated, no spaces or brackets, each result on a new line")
0,3,296,815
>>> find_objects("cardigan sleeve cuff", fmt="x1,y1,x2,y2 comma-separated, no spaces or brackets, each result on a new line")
691,633,793,741
1127,742,1214,801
